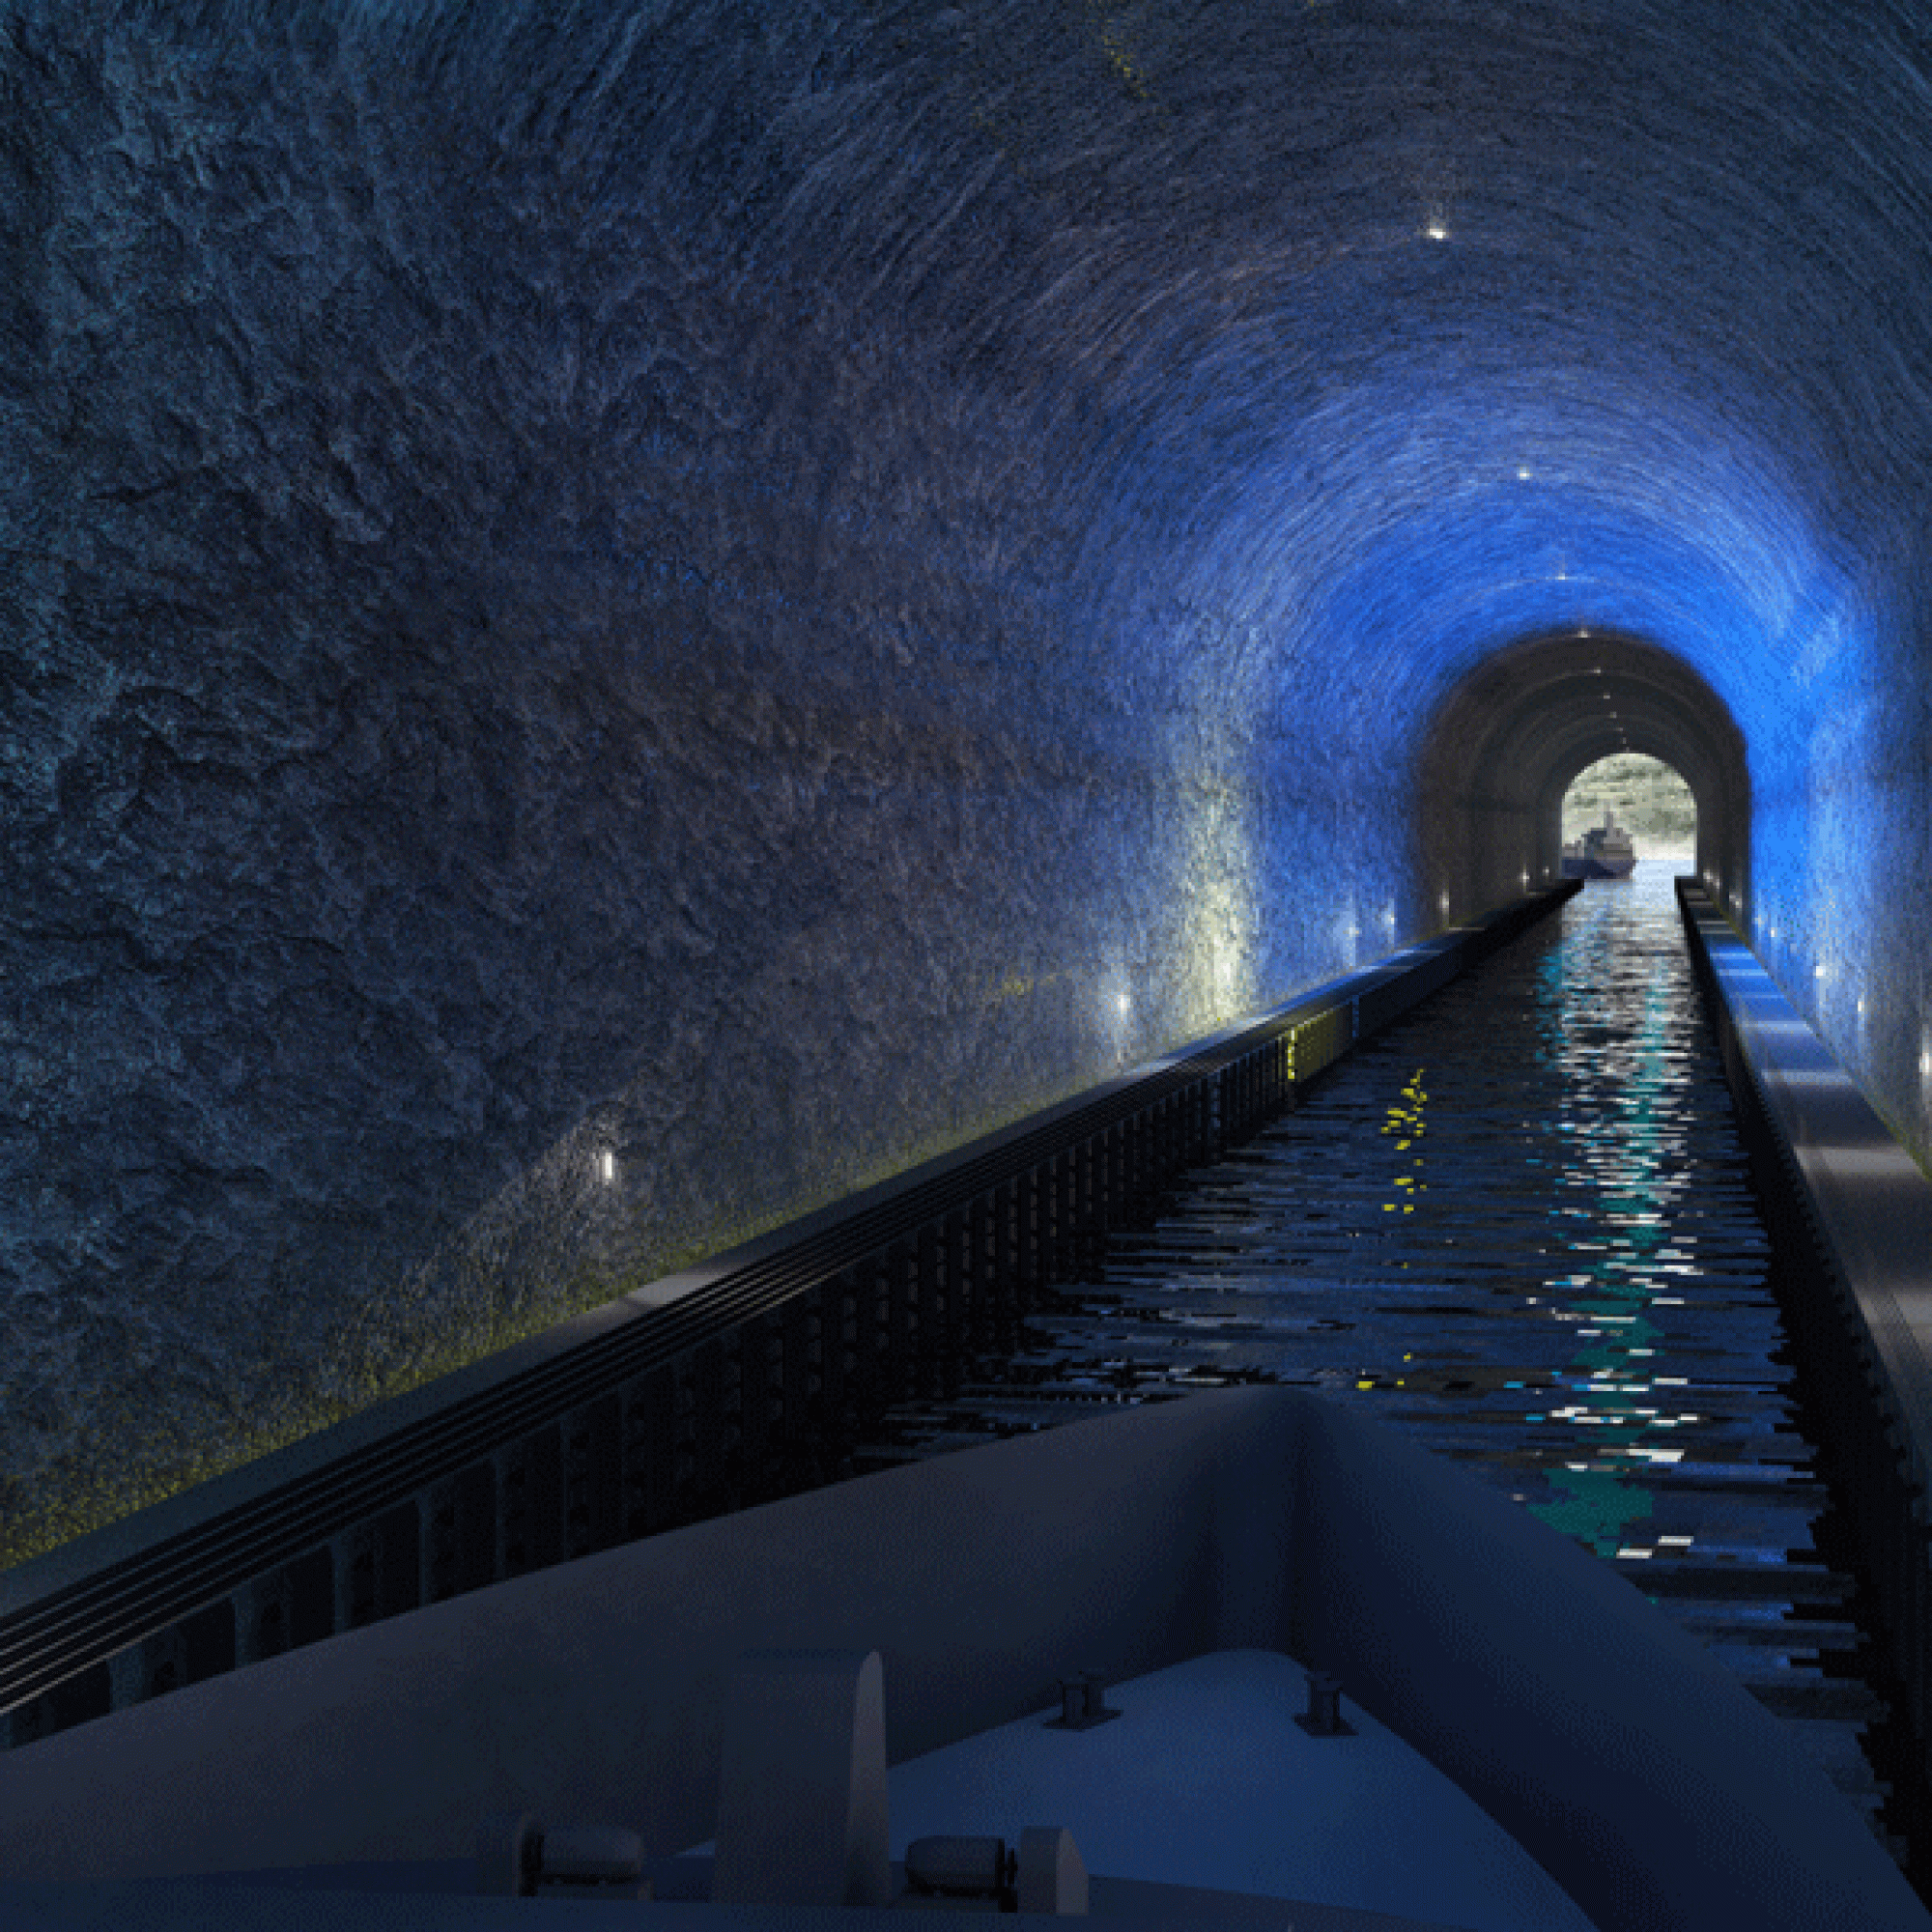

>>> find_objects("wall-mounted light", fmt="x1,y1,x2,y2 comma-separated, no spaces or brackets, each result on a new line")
1117,993,1130,1015
598,1151,617,1184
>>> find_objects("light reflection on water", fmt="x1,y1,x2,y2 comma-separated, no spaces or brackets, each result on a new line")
862,862,1894,1832
1023,865,1786,1561
1523,867,1697,1552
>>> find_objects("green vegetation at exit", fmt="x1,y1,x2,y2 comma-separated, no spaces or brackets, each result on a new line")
1563,754,1697,854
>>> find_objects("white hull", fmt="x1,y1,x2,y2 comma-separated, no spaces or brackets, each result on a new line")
0,1391,1920,1930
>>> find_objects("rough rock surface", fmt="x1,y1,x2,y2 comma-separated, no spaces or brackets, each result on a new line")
2,0,1930,1557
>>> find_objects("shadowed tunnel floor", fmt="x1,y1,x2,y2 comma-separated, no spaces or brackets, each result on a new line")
849,864,1910,1863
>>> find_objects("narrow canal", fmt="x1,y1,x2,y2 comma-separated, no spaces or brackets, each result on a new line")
852,862,1907,1863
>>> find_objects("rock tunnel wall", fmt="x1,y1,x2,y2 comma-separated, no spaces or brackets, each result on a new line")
0,2,1408,1554
3,0,1931,1558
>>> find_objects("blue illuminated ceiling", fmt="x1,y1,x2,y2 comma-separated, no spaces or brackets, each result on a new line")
707,0,1925,1140
518,0,1918,892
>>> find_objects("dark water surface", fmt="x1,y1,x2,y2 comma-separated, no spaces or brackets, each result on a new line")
854,863,1902,1854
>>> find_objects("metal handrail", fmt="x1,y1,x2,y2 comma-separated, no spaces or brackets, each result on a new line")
1,886,1574,1736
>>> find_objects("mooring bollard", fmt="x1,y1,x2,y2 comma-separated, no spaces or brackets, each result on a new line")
1047,1669,1120,1730
475,1812,648,1899
1295,1667,1355,1738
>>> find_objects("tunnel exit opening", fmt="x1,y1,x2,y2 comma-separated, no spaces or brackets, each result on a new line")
1414,629,1750,925
1560,754,1697,878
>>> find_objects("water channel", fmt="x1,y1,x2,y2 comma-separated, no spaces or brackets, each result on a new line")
852,861,1905,1861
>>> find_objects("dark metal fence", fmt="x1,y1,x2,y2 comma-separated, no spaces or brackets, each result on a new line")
0,885,1575,1751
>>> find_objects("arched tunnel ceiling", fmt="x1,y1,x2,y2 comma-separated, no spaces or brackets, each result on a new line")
1415,632,1749,908
593,0,1930,720
395,0,1927,829
1430,633,1745,811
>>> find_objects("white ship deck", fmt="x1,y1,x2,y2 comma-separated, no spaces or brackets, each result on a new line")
0,1649,1591,1932
0,1390,1919,1930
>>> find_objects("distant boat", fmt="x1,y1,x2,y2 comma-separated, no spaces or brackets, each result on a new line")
1562,808,1637,878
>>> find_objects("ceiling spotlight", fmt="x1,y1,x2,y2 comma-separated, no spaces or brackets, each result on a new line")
1426,220,1449,242
1517,466,1533,481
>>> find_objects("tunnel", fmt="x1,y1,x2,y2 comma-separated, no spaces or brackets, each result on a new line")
1418,628,1749,915
4,0,1932,1622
